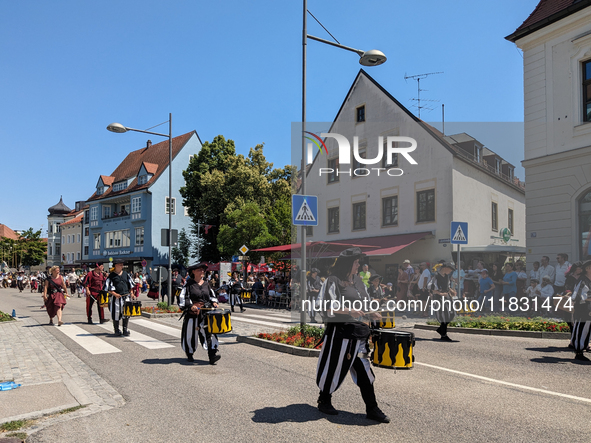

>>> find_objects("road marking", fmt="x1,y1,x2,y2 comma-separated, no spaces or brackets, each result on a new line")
56,324,121,355
230,316,287,328
97,323,174,350
415,362,591,404
131,319,180,337
240,313,296,323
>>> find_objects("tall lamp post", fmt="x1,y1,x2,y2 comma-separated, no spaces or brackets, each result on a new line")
300,1,386,327
107,114,173,305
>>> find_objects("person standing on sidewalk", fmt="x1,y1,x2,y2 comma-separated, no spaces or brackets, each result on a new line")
307,268,321,322
229,271,245,313
43,266,68,326
84,263,106,324
570,260,591,362
554,253,570,295
104,259,134,336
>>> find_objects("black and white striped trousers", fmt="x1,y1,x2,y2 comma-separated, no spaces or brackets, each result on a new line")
316,324,375,397
572,321,591,353
109,294,130,322
181,312,219,355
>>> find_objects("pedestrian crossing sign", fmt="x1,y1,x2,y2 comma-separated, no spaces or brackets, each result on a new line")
450,221,468,245
292,195,318,226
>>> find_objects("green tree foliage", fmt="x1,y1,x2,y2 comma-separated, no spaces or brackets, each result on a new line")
0,228,47,268
180,136,293,261
171,228,192,268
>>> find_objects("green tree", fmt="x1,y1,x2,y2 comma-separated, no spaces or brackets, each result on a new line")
18,228,47,267
171,228,192,268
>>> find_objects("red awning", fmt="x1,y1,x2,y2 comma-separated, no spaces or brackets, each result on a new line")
253,241,368,253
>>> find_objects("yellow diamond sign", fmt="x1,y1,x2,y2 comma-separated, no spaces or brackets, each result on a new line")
239,245,249,255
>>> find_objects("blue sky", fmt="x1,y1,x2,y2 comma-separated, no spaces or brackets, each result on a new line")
0,0,539,233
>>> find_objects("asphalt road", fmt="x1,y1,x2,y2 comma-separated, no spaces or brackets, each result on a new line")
1,287,591,442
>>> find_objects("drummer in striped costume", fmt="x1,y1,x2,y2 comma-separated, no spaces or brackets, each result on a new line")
179,262,221,365
570,260,591,362
429,262,457,342
104,259,134,337
315,248,390,423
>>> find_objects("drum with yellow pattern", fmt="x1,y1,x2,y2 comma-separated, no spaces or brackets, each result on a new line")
123,300,142,317
371,329,414,369
205,309,232,334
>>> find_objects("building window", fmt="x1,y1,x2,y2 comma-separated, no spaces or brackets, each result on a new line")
495,159,501,174
492,202,498,231
135,227,144,246
356,105,365,123
508,208,514,234
56,223,61,232
352,202,366,230
327,158,339,184
62,235,65,244
382,138,398,168
416,189,435,223
85,227,89,236
77,233,81,243
306,226,313,237
382,196,398,226
328,207,339,233
49,245,52,256
93,233,100,250
113,181,127,192
49,224,53,234
84,246,89,255
77,252,80,261
579,189,591,258
132,196,141,213
165,197,176,215
90,206,98,221
583,60,591,122
103,205,111,219
352,149,366,175
55,244,61,256
475,146,481,163
105,230,130,248
84,210,89,224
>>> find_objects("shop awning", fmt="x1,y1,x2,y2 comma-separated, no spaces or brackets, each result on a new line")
253,241,367,253
459,245,526,253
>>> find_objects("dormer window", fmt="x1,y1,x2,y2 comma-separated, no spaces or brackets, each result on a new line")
96,186,105,195
113,181,127,192
138,175,148,185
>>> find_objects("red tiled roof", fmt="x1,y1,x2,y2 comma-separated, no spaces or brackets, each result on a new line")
61,212,83,226
100,175,115,186
88,131,196,201
0,224,19,240
142,162,159,175
507,0,591,41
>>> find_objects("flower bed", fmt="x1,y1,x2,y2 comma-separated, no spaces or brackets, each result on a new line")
142,306,181,314
257,325,324,349
0,310,15,322
427,315,570,333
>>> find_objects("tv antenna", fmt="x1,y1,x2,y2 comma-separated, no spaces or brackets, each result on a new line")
404,71,443,118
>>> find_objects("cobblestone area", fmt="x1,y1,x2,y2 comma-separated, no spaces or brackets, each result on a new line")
0,316,124,434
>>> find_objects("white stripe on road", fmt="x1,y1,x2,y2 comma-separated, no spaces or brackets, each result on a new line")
56,324,121,355
415,362,591,405
240,313,297,323
130,319,180,337
97,323,174,350
230,316,287,328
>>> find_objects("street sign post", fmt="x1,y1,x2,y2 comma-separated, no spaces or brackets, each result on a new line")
292,195,318,226
450,222,468,299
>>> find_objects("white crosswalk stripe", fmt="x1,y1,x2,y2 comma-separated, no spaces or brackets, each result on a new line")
130,319,181,337
55,323,121,355
97,323,174,350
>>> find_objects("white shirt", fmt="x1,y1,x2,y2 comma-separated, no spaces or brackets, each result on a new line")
529,269,540,284
538,265,555,284
418,269,431,290
554,262,570,287
536,283,554,298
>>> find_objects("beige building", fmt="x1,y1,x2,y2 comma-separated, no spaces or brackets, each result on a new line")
300,70,525,280
507,0,591,261
60,211,83,269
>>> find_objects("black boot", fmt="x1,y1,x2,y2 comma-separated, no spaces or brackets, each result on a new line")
317,391,338,415
209,350,221,365
122,318,130,336
88,318,93,325
114,321,122,336
366,406,390,423
575,352,590,362
186,352,194,362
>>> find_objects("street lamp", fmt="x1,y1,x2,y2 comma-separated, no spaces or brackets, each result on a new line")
107,114,173,306
300,2,386,327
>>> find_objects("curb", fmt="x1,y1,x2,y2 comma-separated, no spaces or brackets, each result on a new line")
140,312,181,318
236,336,320,357
414,324,570,340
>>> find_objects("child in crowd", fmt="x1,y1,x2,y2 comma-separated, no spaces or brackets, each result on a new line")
477,269,495,312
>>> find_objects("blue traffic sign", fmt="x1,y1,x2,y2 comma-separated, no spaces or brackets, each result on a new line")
450,221,468,245
292,195,318,226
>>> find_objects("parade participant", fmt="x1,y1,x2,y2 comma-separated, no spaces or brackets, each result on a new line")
67,270,78,296
30,273,38,292
570,260,591,362
229,271,246,313
307,268,321,322
315,248,389,423
563,262,583,348
429,262,457,341
43,266,68,326
17,271,25,292
171,269,183,305
84,263,107,324
104,259,134,336
178,262,221,364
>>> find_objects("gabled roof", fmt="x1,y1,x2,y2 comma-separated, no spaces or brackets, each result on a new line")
0,224,19,240
61,211,84,226
99,175,114,187
141,162,158,175
506,0,591,42
88,131,198,202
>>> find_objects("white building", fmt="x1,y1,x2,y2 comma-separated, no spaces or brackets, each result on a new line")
507,0,591,261
301,70,526,280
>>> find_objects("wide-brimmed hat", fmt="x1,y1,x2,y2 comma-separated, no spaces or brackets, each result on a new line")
440,262,456,271
187,262,208,272
113,258,125,265
403,259,411,264
369,274,382,282
339,247,365,259
582,260,591,271
92,262,103,268
310,268,320,274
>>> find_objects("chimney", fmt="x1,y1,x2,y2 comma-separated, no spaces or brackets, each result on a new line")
146,140,152,148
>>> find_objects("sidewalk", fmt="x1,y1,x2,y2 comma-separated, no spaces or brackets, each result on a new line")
0,315,124,434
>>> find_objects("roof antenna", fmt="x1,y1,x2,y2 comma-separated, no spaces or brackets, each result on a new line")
404,71,443,119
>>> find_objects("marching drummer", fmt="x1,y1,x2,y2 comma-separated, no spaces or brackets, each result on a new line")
429,262,457,342
104,259,134,336
229,271,246,313
179,262,221,364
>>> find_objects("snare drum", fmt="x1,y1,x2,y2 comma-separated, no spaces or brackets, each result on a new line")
371,329,414,369
205,309,232,334
99,291,110,308
379,310,395,329
123,300,142,317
